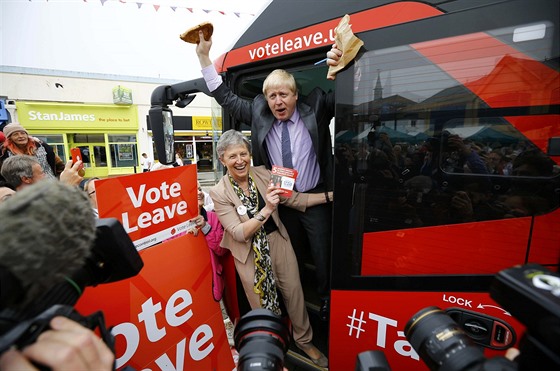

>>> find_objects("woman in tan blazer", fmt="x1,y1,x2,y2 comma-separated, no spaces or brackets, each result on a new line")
210,129,331,368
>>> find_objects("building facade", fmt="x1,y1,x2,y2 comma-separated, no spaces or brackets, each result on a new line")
0,68,221,178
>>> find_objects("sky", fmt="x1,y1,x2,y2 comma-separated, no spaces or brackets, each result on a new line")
0,0,271,82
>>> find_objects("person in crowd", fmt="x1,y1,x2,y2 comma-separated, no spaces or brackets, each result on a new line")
1,154,46,190
188,181,235,344
202,188,215,211
195,32,335,320
189,181,227,302
0,180,114,371
209,130,331,367
1,155,83,190
0,180,15,203
141,152,152,172
0,122,64,179
511,148,555,177
175,152,184,167
484,150,506,175
83,177,100,217
0,316,115,371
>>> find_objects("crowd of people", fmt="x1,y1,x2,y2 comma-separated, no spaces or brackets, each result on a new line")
2,33,556,371
0,34,340,369
335,127,559,233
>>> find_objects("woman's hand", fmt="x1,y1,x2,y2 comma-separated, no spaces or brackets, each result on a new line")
263,185,284,215
187,214,207,236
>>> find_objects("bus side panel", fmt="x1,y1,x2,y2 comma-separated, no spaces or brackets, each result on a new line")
504,115,560,159
361,218,532,275
221,3,443,71
330,289,524,371
528,209,560,264
412,34,560,155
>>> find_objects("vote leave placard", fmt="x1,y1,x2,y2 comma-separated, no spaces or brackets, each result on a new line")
77,166,235,370
76,234,234,371
96,165,198,250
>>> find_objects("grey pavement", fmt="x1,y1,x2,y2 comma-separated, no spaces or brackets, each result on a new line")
197,170,220,192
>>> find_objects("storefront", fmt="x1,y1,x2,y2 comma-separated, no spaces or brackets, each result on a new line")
148,114,222,172
16,101,139,178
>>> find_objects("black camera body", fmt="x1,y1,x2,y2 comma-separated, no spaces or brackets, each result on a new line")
233,308,291,371
357,263,560,371
0,305,111,355
0,218,143,356
489,263,560,370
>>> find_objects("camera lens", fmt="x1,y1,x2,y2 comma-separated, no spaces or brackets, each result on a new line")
234,308,291,371
404,306,485,371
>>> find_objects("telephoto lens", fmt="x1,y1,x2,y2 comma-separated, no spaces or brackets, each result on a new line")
404,306,486,371
234,308,291,371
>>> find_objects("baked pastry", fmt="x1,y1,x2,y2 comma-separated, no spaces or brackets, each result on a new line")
180,22,213,43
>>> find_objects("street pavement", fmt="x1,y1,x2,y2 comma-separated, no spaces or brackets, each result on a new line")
198,170,220,192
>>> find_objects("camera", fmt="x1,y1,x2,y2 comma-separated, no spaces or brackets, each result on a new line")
234,308,292,371
356,263,560,370
0,218,144,355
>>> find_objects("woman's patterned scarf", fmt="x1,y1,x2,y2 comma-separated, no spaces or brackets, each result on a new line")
229,174,281,315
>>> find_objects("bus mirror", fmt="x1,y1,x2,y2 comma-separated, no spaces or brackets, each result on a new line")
175,94,196,108
149,106,175,165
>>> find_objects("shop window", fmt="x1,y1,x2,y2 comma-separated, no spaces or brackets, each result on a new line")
108,135,136,142
108,134,138,168
35,134,66,161
74,134,105,143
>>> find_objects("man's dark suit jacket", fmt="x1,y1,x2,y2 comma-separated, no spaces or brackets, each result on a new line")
212,83,335,190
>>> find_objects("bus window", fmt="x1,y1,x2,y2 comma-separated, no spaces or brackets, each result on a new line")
334,21,559,276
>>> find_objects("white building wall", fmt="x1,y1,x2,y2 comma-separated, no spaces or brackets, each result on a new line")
0,70,213,157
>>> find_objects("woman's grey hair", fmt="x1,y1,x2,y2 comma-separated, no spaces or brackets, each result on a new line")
216,130,251,159
0,155,39,188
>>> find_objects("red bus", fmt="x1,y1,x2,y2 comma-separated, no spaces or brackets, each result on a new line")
149,0,559,369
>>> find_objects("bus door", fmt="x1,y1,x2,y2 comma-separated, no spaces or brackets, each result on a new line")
223,58,336,322
330,1,559,370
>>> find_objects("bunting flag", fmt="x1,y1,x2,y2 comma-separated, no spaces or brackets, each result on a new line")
26,0,259,16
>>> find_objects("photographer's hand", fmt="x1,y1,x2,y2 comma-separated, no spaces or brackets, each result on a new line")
0,316,114,371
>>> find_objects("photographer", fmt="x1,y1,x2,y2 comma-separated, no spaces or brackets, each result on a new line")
0,180,135,371
0,316,114,371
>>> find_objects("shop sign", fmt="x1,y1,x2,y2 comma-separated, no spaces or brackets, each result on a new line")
192,116,222,131
15,101,138,130
113,85,133,105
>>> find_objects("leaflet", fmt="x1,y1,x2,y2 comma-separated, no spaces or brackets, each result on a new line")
270,165,298,197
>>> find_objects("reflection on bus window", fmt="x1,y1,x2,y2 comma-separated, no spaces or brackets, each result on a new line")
335,22,559,235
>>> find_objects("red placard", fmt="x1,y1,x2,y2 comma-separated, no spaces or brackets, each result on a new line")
76,235,234,370
76,167,234,370
96,165,198,250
